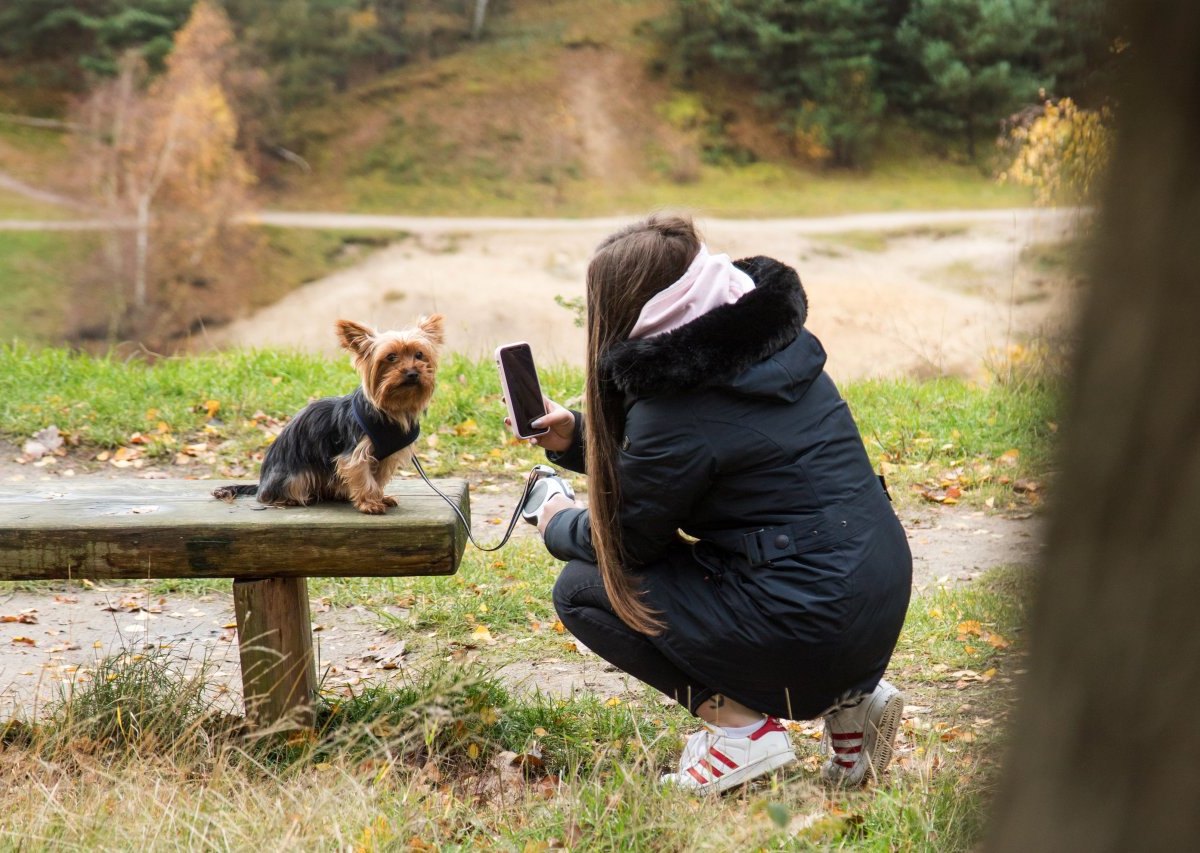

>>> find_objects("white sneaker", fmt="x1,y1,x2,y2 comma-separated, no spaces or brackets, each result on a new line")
661,717,796,794
820,679,904,787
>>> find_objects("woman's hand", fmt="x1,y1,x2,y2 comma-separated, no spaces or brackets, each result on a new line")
537,492,578,536
505,396,575,452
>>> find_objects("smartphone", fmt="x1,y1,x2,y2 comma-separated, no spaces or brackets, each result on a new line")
496,342,549,439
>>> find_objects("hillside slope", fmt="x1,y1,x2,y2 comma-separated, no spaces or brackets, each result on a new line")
265,0,1028,217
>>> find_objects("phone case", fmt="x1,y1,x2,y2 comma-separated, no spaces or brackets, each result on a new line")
496,342,550,439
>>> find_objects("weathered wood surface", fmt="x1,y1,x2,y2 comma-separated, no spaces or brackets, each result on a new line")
234,577,317,731
0,479,469,580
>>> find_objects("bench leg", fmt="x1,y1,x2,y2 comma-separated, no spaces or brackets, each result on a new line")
233,577,317,732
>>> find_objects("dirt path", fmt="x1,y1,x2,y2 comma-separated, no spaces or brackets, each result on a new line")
0,169,91,211
209,208,1079,380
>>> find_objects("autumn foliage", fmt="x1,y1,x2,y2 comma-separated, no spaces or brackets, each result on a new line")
72,1,256,348
1001,96,1113,206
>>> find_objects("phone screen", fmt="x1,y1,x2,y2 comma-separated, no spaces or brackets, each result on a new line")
498,343,547,437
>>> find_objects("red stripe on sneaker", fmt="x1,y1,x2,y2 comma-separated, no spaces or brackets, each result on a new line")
699,759,723,778
836,759,856,768
687,766,708,785
834,745,862,754
749,717,787,741
831,732,863,740
709,748,739,769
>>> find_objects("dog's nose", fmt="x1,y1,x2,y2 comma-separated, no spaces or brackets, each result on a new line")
404,369,420,382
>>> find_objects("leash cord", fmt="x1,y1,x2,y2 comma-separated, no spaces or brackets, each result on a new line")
411,454,537,552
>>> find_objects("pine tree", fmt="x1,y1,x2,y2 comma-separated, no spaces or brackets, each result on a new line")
894,0,1056,157
677,0,890,167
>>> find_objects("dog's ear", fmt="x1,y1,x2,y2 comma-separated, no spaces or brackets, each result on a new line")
418,313,445,347
335,319,375,355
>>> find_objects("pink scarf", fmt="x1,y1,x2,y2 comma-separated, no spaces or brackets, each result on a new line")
628,244,754,340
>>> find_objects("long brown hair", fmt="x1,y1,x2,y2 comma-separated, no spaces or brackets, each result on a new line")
584,214,701,636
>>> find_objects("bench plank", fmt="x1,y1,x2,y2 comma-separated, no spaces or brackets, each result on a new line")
0,479,469,581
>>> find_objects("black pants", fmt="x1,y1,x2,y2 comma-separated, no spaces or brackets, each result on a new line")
552,559,715,715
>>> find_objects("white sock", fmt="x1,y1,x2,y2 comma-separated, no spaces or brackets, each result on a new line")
717,718,767,738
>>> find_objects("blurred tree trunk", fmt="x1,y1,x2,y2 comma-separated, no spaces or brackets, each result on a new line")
987,1,1200,850
471,0,490,39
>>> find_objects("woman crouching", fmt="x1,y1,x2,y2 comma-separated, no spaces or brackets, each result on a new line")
523,214,912,792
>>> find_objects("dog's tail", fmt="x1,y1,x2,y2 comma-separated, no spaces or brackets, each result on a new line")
212,483,258,502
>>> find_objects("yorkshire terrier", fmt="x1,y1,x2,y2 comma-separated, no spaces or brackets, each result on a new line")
213,314,444,514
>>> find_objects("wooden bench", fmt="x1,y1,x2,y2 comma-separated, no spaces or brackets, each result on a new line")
0,478,469,731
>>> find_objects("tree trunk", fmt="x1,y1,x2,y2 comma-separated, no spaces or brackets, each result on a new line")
471,0,490,39
134,195,150,311
987,1,1200,849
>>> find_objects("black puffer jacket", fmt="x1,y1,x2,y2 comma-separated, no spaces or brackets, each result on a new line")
543,257,912,719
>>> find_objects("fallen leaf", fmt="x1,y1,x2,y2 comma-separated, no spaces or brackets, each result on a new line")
998,449,1021,467
957,620,983,638
0,612,37,624
12,636,35,646
22,425,63,460
471,624,496,645
204,399,221,419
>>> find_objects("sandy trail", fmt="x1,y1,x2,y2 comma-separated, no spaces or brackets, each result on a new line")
211,208,1080,381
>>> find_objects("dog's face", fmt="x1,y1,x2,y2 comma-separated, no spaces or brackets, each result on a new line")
336,315,444,416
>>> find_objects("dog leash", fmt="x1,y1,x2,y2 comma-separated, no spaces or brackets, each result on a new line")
410,455,552,552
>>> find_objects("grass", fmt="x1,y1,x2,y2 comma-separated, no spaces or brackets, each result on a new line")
250,227,410,311
1020,236,1088,277
0,568,1029,850
0,225,406,347
817,224,972,254
304,149,1033,220
0,230,86,343
847,372,1059,510
0,186,72,220
0,346,1056,511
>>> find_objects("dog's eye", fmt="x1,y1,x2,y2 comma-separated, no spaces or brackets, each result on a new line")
414,352,425,361
386,353,398,363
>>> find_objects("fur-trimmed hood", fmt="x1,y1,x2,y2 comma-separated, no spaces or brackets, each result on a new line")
599,256,815,400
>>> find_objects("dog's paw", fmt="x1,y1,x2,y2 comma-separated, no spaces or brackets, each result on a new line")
355,499,390,515
381,495,398,507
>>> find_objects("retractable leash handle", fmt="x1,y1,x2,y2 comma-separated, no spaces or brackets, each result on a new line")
519,471,576,525
410,456,567,552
